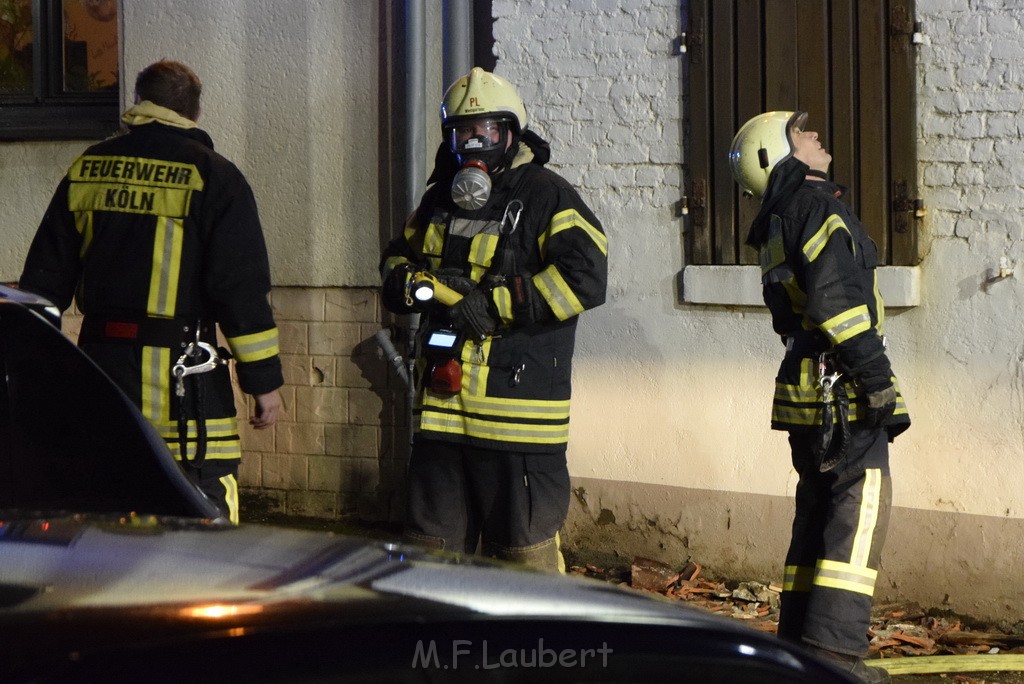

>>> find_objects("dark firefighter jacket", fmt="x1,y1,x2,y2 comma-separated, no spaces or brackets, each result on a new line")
753,157,910,438
19,102,283,462
380,133,608,452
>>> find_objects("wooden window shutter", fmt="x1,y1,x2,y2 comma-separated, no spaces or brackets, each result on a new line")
684,0,920,266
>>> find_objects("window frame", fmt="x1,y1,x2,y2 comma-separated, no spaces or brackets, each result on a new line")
682,0,921,268
0,0,121,141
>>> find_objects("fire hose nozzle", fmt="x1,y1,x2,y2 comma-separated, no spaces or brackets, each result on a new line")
411,272,463,307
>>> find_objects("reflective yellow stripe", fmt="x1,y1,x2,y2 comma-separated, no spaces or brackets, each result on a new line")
422,391,570,419
873,274,886,333
821,304,871,344
850,468,883,567
492,285,513,325
463,338,492,397
227,328,280,363
155,417,240,440
166,439,243,461
424,221,445,257
469,232,499,281
382,255,410,278
142,346,171,424
418,387,571,443
772,358,823,426
221,474,239,524
534,265,584,321
783,564,814,592
773,381,819,404
772,403,823,427
815,558,878,596
147,217,183,317
781,277,807,312
802,214,850,263
539,209,608,257
419,412,570,444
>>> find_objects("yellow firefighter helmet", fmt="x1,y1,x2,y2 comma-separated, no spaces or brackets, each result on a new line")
440,67,527,133
729,111,807,199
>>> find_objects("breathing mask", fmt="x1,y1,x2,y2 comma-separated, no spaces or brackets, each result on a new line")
445,116,513,210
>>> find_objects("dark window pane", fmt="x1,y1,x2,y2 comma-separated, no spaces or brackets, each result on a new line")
61,0,117,93
0,0,34,96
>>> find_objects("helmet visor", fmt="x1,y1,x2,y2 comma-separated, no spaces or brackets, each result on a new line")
444,116,512,157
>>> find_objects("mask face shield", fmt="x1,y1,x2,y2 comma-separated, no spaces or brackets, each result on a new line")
443,116,512,163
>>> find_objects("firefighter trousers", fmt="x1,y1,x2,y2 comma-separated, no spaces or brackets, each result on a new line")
778,427,892,656
403,439,570,572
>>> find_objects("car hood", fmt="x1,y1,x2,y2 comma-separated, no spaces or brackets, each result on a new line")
0,514,688,621
0,513,857,684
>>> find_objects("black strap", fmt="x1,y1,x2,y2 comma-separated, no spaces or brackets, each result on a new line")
178,373,208,471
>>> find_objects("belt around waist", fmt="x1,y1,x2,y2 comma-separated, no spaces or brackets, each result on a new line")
79,315,214,348
783,331,831,356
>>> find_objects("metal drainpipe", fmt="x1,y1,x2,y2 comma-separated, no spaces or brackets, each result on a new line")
400,0,473,456
404,0,426,456
443,0,473,89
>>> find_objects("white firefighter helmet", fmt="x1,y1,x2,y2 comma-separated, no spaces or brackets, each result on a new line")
729,111,808,199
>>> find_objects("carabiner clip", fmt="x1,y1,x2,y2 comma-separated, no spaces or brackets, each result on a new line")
817,352,841,397
173,341,224,380
499,199,524,236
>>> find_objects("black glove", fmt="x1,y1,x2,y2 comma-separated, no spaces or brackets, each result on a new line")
837,334,896,429
434,268,476,296
861,383,896,428
847,354,896,429
448,287,499,340
381,263,420,314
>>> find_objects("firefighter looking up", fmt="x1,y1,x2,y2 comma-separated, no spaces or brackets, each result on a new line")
19,60,284,523
730,111,910,683
380,67,608,572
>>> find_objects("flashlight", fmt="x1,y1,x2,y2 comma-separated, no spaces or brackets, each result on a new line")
410,272,463,307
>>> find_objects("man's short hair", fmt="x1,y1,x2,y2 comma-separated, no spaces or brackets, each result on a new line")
134,60,202,121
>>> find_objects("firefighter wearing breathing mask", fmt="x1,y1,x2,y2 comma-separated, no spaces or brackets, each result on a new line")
380,68,608,572
730,111,910,684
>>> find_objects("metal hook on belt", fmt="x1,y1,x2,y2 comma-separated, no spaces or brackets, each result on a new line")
817,351,842,399
173,341,225,397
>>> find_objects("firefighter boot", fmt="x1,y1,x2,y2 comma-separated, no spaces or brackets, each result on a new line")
805,645,890,683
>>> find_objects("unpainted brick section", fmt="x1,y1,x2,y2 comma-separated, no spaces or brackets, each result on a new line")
238,286,392,518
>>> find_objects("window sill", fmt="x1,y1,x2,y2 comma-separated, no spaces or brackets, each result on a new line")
681,265,921,308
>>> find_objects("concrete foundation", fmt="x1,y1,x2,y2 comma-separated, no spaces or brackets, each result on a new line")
563,476,1024,624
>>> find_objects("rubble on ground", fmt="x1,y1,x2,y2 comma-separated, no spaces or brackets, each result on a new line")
568,556,1024,657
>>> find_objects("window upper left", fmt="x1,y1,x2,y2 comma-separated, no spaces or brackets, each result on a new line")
0,0,120,141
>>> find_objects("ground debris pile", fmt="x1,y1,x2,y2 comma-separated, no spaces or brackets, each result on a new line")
568,556,1024,657
868,604,1024,658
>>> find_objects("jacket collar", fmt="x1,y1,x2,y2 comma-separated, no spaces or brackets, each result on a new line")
121,101,215,149
121,101,198,129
